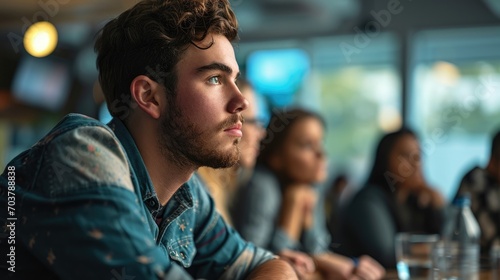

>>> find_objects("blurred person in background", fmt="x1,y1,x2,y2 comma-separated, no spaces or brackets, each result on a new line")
455,128,500,257
325,173,349,248
0,0,298,279
198,80,317,279
339,128,445,268
197,78,266,225
232,108,385,280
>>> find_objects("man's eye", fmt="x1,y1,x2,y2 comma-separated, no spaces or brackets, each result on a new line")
208,76,220,84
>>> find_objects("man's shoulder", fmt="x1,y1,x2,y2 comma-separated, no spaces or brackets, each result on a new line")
4,113,135,197
55,113,108,128
32,113,120,160
40,113,111,141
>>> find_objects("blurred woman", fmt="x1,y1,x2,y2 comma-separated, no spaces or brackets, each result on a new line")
200,85,321,278
232,108,385,280
197,78,265,225
339,128,445,268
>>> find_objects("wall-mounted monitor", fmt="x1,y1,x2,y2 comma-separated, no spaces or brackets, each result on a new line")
11,55,71,111
246,48,310,107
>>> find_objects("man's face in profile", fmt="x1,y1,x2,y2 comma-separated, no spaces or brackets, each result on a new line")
159,34,247,168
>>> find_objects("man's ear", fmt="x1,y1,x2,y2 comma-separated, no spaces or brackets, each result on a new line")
130,75,164,119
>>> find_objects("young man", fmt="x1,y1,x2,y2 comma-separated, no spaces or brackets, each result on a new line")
0,0,297,279
455,129,500,257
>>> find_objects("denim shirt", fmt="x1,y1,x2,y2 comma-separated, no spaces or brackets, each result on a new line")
0,114,274,280
232,164,331,255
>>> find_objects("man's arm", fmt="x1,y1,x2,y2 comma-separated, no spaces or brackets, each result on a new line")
186,175,296,280
245,259,298,280
2,126,191,279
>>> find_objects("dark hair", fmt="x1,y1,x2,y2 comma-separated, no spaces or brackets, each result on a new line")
492,129,500,160
94,0,238,119
257,108,325,166
365,128,418,191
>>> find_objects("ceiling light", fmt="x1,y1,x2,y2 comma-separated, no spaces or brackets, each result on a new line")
23,21,58,58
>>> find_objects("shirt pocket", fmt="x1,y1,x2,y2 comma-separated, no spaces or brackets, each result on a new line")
167,235,197,268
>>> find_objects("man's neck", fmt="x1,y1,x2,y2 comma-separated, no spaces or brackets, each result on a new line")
127,119,195,206
143,153,195,205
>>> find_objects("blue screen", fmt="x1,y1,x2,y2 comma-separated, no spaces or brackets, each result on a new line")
246,48,310,107
12,56,71,111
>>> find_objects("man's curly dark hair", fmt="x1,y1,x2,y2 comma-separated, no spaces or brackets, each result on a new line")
94,0,238,119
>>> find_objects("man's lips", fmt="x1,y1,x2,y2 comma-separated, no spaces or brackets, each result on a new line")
224,122,243,137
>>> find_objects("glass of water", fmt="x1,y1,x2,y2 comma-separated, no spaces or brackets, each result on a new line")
396,233,440,280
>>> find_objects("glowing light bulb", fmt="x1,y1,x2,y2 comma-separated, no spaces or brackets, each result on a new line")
24,21,58,58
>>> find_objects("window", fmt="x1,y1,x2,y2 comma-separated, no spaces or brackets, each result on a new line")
307,33,401,187
408,26,500,200
241,33,401,188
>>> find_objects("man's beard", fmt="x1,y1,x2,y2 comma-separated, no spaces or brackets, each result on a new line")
158,100,242,169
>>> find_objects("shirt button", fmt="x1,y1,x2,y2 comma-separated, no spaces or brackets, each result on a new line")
180,252,185,259
149,200,157,208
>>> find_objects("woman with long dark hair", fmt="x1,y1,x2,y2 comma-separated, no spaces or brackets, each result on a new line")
339,128,445,268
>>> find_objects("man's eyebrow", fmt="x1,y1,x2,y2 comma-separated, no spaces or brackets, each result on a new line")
196,63,240,78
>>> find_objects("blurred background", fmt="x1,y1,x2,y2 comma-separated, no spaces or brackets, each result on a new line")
1,0,500,201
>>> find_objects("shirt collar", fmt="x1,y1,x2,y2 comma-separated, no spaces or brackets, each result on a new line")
107,117,161,212
107,117,194,212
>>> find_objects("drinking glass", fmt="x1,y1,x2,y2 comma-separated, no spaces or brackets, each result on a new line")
396,233,439,280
